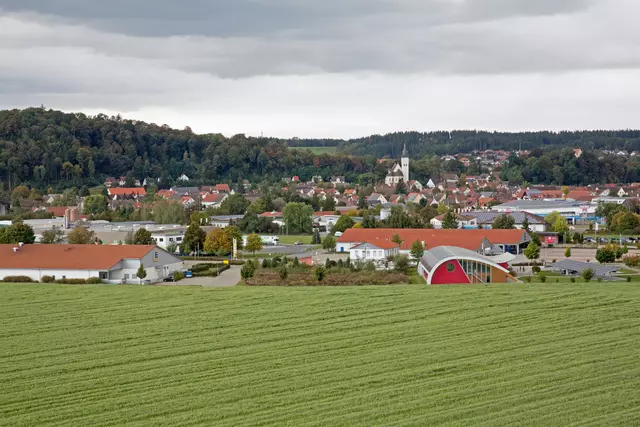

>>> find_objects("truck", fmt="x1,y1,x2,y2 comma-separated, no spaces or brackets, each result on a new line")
242,235,280,247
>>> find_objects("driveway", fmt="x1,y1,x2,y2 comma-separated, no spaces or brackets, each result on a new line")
157,266,241,287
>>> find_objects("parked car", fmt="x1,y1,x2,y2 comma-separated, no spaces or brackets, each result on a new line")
294,241,303,245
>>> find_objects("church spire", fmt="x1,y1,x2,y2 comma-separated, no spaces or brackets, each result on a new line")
402,143,408,157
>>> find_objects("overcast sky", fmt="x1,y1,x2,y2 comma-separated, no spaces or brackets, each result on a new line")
1,0,638,138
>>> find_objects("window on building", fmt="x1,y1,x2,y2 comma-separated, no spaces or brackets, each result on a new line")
177,237,182,241
169,238,174,242
124,274,130,279
446,263,455,272
158,238,164,242
99,271,108,279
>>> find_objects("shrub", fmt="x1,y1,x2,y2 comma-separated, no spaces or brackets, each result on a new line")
292,257,300,267
262,258,272,268
279,266,288,280
193,264,229,277
394,255,410,274
522,276,531,283
597,277,603,282
55,278,88,284
582,268,595,282
173,271,185,281
241,262,256,280
532,265,541,273
41,275,55,283
86,277,103,284
623,254,640,267
627,276,632,282
570,277,576,283
539,274,547,283
314,266,326,282
363,261,376,272
2,276,33,283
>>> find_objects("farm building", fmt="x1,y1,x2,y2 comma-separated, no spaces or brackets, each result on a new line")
418,246,519,285
336,228,531,257
0,244,183,284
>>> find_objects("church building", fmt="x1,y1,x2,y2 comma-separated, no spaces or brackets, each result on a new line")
385,143,409,186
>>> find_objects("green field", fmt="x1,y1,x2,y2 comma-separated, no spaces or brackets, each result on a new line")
1,283,640,426
290,146,339,155
276,234,312,244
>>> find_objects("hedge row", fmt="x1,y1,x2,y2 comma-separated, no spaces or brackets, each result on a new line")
2,276,33,283
1,276,103,284
192,264,231,277
180,256,245,265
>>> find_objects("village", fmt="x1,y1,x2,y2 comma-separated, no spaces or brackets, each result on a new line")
2,144,639,286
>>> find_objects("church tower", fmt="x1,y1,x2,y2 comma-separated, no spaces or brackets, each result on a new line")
401,143,409,183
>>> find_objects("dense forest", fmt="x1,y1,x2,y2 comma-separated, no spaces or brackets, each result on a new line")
0,108,374,192
2,108,640,198
286,130,640,158
499,148,640,186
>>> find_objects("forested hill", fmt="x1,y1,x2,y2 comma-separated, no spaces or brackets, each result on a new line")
286,130,640,158
2,108,640,192
0,108,372,191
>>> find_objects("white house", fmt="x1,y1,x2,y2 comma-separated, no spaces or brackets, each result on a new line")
0,244,183,284
430,213,478,229
202,193,228,208
348,241,400,261
150,228,187,250
177,173,190,182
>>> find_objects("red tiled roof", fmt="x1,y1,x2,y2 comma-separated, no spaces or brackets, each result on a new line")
314,211,340,216
337,228,528,251
202,193,226,203
0,244,156,270
214,184,231,193
108,188,146,196
352,241,399,250
47,206,71,217
260,211,282,217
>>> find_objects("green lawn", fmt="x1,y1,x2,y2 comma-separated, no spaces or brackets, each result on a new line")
1,283,640,426
290,146,338,155
276,234,312,244
89,185,106,195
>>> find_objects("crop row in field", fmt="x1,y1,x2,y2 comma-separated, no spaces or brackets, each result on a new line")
1,283,639,426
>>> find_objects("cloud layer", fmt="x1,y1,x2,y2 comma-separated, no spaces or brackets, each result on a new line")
1,0,639,138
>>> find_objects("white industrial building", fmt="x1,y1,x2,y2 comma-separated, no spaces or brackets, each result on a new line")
0,244,183,284
0,244,183,283
491,200,596,221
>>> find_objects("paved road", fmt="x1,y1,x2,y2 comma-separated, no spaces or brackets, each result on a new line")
157,265,241,287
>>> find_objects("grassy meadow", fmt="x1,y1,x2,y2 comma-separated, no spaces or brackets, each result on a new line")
1,283,640,426
276,234,313,244
290,146,339,155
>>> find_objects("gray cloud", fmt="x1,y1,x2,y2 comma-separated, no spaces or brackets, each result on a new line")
0,0,639,137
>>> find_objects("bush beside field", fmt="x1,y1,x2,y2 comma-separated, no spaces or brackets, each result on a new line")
245,270,408,286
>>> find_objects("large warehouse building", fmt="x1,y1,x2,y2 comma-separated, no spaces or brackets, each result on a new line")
0,244,183,284
336,228,532,256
